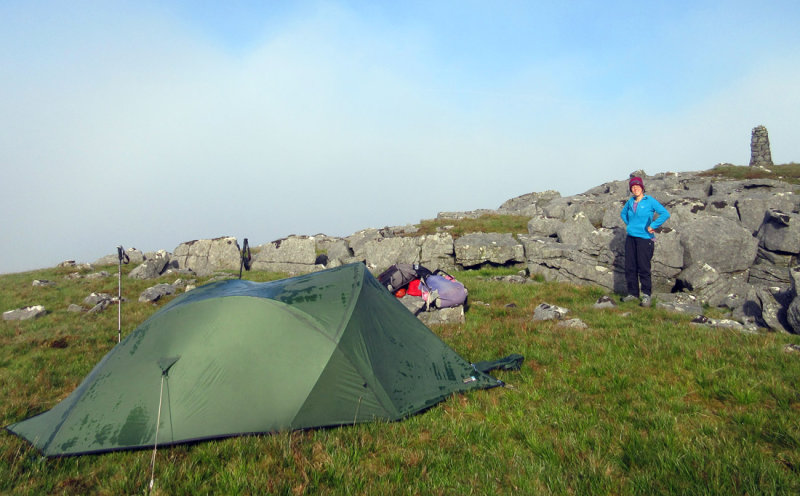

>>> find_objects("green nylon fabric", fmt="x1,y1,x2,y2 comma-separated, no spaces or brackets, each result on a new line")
7,263,499,456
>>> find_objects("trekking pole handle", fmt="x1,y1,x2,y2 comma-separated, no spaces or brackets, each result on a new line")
117,246,130,264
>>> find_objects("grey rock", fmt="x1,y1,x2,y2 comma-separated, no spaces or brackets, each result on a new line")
417,306,465,325
650,229,684,280
420,233,456,272
748,262,793,289
3,305,46,321
679,216,758,273
163,267,197,278
94,247,146,266
67,304,85,313
171,278,197,289
788,266,800,332
386,224,420,236
364,237,421,272
786,297,800,334
661,198,709,226
498,190,560,216
486,274,532,284
398,295,427,316
704,198,740,221
593,295,617,309
792,266,800,295
526,216,561,238
758,209,800,255
316,236,352,265
754,247,797,268
601,200,627,229
654,293,704,315
32,279,56,287
127,248,146,264
523,236,617,291
436,209,497,220
85,271,111,280
737,196,797,235
139,284,176,303
576,226,618,263
87,299,111,314
677,262,720,291
557,318,588,329
346,229,386,259
756,287,792,333
454,232,525,268
697,273,752,310
396,295,465,324
556,213,595,245
532,303,569,321
84,293,113,306
250,236,318,274
690,316,760,334
539,196,576,219
172,237,241,276
129,250,170,279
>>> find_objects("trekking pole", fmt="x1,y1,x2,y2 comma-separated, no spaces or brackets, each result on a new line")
239,238,251,280
116,246,130,343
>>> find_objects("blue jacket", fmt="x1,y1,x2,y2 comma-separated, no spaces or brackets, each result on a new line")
620,194,670,239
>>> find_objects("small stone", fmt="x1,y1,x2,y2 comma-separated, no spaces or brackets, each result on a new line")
557,318,588,329
593,295,617,309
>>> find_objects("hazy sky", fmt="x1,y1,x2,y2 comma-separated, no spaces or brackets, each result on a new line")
2,0,799,274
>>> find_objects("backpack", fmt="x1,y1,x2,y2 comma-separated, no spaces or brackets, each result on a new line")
420,272,468,308
378,263,421,292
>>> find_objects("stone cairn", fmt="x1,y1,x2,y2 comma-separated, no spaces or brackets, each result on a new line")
749,125,773,166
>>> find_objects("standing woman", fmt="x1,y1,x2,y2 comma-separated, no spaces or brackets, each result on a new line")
620,176,670,307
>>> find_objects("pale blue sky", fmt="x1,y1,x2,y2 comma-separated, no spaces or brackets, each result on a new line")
1,0,799,274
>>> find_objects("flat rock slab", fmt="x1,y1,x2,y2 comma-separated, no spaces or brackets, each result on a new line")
3,305,46,321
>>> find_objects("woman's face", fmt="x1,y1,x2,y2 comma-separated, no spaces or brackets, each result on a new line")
631,184,643,196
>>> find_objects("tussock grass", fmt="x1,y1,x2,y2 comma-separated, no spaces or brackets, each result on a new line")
414,214,531,238
2,264,800,495
699,162,800,185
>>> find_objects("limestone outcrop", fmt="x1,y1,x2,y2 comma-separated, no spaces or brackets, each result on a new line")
78,166,800,332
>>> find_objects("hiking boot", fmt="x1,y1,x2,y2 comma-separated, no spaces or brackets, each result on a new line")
621,295,639,303
640,295,652,307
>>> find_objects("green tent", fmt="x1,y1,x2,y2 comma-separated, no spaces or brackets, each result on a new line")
7,263,500,456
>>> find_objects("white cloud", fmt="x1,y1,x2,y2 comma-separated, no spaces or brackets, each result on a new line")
1,1,799,273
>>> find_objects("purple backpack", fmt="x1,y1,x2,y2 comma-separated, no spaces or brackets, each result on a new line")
421,273,468,308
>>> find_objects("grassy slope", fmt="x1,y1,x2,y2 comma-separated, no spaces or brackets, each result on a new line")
1,164,799,495
2,266,799,495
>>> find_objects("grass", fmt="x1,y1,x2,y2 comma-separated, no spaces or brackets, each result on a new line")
414,214,531,238
2,263,799,495
698,162,800,185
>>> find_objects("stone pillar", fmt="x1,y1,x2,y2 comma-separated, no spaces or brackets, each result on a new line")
749,125,773,166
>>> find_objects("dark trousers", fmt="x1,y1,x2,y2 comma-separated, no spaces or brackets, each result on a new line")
625,235,655,297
